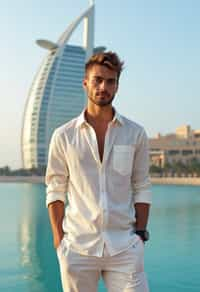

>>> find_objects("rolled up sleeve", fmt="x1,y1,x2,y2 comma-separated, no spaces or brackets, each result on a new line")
132,129,152,204
45,129,69,208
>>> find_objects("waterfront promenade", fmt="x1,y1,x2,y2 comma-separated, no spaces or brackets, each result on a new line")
151,177,200,186
1,175,200,186
0,176,44,183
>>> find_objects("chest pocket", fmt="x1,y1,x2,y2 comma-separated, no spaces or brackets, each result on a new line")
113,145,135,176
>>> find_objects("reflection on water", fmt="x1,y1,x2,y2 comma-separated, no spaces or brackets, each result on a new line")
17,184,62,292
20,219,31,266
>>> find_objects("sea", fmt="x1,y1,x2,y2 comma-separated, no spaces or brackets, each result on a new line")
0,183,200,292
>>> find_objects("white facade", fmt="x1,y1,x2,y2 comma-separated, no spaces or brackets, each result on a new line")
21,2,104,169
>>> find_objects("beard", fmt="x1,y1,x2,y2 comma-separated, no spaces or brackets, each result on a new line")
88,91,115,107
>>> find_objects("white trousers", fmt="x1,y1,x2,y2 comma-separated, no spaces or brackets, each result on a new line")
56,238,149,292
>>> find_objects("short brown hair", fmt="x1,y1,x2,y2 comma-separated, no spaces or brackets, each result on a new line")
85,51,124,82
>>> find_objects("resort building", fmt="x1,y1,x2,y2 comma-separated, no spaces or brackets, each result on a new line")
149,125,200,167
21,1,104,169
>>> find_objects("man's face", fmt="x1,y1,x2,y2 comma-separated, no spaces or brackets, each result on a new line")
83,64,118,107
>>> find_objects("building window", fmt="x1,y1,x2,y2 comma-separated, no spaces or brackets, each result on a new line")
182,150,193,155
168,150,180,155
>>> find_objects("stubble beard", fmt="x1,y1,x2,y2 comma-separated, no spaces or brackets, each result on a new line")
88,92,115,107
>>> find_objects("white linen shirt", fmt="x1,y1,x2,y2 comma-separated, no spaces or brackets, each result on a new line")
45,110,152,257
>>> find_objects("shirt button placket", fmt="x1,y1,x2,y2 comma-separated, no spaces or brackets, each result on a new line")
100,166,107,239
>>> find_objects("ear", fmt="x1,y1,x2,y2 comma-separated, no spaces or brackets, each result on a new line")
82,78,88,90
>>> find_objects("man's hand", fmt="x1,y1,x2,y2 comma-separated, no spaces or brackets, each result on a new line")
48,200,65,249
54,230,64,249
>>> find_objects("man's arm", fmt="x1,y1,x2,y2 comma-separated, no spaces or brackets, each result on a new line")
45,129,69,249
132,129,152,230
48,201,65,249
134,203,150,230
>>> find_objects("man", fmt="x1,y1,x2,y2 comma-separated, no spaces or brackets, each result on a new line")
46,51,152,292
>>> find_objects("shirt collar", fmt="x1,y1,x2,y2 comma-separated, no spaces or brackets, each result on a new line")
76,108,124,128
75,110,88,129
112,109,124,126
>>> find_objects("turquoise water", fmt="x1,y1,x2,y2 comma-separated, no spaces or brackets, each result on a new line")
0,183,200,291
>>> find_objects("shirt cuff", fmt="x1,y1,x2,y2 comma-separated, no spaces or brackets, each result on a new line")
46,192,67,208
134,189,152,205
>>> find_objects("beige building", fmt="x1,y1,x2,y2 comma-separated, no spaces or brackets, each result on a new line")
149,125,200,167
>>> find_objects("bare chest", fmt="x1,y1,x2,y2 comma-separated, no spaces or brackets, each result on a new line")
94,126,107,163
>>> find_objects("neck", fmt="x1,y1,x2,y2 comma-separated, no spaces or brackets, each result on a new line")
86,103,114,124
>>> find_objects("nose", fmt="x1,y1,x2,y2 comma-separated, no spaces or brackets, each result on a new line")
99,80,107,91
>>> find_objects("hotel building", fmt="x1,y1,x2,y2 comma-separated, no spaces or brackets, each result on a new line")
21,1,104,169
150,125,200,167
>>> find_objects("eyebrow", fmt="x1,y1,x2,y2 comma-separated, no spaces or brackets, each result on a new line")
92,75,117,81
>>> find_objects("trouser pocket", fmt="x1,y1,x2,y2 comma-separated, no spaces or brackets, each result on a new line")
56,237,65,258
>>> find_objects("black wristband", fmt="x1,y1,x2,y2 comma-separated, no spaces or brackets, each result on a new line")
135,230,149,242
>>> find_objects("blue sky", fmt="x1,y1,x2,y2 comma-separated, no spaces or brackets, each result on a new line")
0,0,200,168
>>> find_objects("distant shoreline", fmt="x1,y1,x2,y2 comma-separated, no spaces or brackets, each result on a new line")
0,175,200,186
0,176,45,184
151,177,200,186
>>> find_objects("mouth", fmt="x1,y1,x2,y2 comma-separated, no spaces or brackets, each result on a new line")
96,92,109,98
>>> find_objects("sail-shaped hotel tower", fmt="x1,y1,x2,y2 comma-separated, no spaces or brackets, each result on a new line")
21,1,104,169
